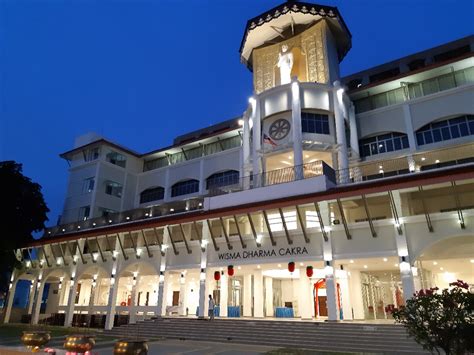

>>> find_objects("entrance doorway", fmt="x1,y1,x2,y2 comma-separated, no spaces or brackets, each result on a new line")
313,279,341,318
172,291,180,306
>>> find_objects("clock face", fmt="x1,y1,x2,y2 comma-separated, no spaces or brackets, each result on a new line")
269,119,291,140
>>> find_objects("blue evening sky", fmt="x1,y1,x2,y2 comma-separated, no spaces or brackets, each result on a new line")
1,0,473,227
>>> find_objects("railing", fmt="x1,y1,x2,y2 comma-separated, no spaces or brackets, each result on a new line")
354,66,474,114
337,143,474,184
208,160,335,196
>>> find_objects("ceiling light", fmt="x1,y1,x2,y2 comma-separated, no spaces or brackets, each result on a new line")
350,260,354,263
305,155,309,158
299,262,304,266
363,265,368,269
440,267,444,271
278,264,282,268
394,263,399,267
421,157,426,161
470,259,474,264
288,155,292,159
237,266,241,270
257,265,261,269
170,208,174,212
433,261,438,265
435,159,440,163
383,258,387,262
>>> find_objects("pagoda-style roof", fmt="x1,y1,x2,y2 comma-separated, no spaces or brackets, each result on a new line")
239,1,352,70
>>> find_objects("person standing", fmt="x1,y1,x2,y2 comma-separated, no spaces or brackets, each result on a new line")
208,294,215,321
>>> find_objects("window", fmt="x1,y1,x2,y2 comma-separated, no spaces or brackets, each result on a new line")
140,187,165,204
416,115,474,146
301,113,330,134
171,179,199,197
206,170,239,190
82,177,95,194
99,207,117,217
78,206,90,221
143,135,242,172
359,132,410,157
83,147,100,162
105,181,123,198
106,151,127,168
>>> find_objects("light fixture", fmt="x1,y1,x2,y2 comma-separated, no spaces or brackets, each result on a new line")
383,258,388,262
256,234,263,244
357,83,362,88
278,264,282,268
145,213,149,217
257,265,261,269
288,155,292,159
170,208,175,212
440,267,444,271
470,259,474,264
394,263,399,267
238,119,244,126
421,157,426,161
363,265,368,269
92,223,96,227
433,261,438,265
305,154,309,158
77,226,81,230
108,220,112,224
435,159,440,163
161,245,168,252
350,260,354,263
126,216,130,220
62,228,66,232
379,169,384,174
185,206,189,211
248,97,255,105
238,266,242,270
299,262,304,266
198,202,203,207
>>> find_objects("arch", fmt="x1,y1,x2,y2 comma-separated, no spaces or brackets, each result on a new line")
359,131,410,158
206,170,240,190
413,234,474,263
139,186,165,204
171,179,199,197
415,114,474,146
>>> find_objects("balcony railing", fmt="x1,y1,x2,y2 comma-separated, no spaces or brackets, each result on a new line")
208,160,335,196
354,66,474,114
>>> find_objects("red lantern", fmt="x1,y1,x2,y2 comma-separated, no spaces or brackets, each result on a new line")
214,271,221,281
228,265,234,277
306,266,314,278
288,262,295,273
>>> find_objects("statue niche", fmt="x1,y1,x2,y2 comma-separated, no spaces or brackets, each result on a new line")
274,45,307,86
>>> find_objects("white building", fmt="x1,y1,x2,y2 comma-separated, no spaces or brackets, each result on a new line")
4,1,473,329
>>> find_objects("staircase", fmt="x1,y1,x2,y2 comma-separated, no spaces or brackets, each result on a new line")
104,317,428,354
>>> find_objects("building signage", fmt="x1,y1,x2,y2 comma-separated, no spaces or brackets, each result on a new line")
218,246,308,260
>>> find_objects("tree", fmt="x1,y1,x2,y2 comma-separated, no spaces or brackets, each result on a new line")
392,280,474,355
0,161,49,291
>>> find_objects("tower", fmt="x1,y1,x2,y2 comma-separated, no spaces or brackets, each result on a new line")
240,1,355,182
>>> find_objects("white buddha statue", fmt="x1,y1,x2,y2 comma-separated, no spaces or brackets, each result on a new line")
277,44,294,85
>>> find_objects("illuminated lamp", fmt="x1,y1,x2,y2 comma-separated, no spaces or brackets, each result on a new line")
306,266,314,278
214,271,220,281
227,265,235,277
288,261,295,273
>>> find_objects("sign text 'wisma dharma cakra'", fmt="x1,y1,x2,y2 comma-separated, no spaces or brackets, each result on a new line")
218,247,308,260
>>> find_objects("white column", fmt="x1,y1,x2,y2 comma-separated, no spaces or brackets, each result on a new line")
338,268,353,320
3,279,18,324
333,81,349,183
32,281,45,325
198,159,205,195
179,273,186,316
104,261,119,330
243,274,252,317
64,281,78,327
242,110,251,172
298,269,312,319
320,201,338,321
156,253,167,317
129,275,140,323
402,104,417,152
291,80,304,179
197,233,209,318
391,191,416,302
264,277,273,317
219,273,228,317
27,280,36,315
348,103,359,158
325,261,339,321
348,270,365,319
250,96,262,180
253,270,264,318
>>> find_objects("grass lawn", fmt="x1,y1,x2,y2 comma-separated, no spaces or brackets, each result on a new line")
0,323,102,340
266,349,378,355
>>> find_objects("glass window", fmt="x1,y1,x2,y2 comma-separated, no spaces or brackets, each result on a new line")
82,177,95,194
105,181,123,198
206,170,239,190
78,206,90,221
106,151,127,168
140,187,164,204
171,179,199,197
84,147,100,162
301,113,330,134
359,132,410,157
416,115,474,146
99,207,117,217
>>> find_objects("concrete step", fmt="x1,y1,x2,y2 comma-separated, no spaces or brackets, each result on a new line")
104,318,427,353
